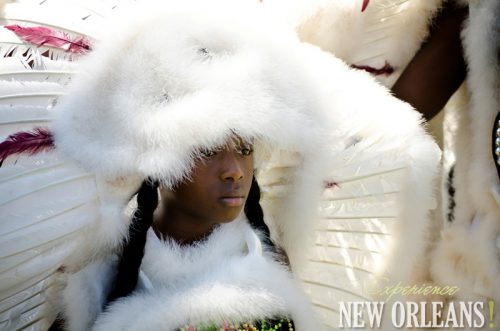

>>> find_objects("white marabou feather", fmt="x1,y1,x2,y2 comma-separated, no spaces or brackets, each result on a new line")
0,0,442,330
85,219,322,331
262,0,444,87
62,257,118,331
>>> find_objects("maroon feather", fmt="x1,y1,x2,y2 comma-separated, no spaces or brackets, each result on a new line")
0,127,55,166
5,25,92,54
361,0,370,12
324,180,339,189
351,61,395,76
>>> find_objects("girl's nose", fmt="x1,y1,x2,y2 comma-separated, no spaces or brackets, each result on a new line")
220,153,244,182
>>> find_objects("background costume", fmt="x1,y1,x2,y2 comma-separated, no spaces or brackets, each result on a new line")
266,0,499,328
430,2,500,329
0,0,440,330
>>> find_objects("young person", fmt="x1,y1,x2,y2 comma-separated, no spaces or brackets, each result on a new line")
0,1,441,330
88,137,311,330
11,2,334,329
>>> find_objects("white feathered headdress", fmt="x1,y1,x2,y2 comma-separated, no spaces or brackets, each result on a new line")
0,1,440,329
1,0,334,267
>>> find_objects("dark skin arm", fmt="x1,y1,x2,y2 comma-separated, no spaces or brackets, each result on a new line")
391,2,468,121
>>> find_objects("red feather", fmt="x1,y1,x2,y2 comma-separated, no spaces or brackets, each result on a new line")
361,0,370,12
0,127,55,166
324,180,339,189
5,25,92,54
351,61,395,76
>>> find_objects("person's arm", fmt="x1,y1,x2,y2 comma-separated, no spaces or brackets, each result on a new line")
391,2,468,121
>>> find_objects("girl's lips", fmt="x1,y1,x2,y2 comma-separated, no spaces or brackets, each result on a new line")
219,197,245,206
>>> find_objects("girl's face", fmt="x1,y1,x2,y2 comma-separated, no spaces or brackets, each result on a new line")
161,138,254,224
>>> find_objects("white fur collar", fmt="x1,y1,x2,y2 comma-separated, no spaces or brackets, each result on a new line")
142,217,250,288
92,219,322,331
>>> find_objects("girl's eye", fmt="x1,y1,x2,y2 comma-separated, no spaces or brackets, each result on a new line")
239,147,253,156
201,149,217,158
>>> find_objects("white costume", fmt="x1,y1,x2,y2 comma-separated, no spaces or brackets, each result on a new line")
267,0,499,328
0,1,440,330
65,219,318,331
261,0,445,88
429,2,500,329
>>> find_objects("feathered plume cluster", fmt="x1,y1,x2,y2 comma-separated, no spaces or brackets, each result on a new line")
0,127,55,166
5,25,92,54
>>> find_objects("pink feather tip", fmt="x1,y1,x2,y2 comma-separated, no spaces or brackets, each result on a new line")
361,0,370,12
351,61,395,76
324,181,339,189
0,127,55,166
5,25,92,54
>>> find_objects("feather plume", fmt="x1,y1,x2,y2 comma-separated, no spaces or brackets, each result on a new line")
4,25,92,54
324,180,339,189
0,127,55,166
351,61,394,76
361,0,370,12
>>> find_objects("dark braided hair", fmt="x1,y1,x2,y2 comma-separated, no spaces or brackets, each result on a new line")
106,176,276,304
244,177,274,248
107,180,158,303
245,177,289,265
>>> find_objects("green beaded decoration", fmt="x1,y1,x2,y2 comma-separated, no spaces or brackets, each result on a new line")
178,318,294,331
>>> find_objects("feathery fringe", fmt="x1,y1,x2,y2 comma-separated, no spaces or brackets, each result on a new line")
4,25,92,54
0,127,55,166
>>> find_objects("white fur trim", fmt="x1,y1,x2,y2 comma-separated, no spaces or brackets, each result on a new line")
52,0,328,187
431,213,500,301
442,0,500,229
430,0,500,305
50,0,441,303
461,0,500,217
51,0,333,263
90,219,321,330
296,43,441,284
63,256,117,331
263,0,444,87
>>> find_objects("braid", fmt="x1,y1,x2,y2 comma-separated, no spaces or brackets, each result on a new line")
107,176,280,304
107,180,158,304
245,177,290,265
244,177,275,250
